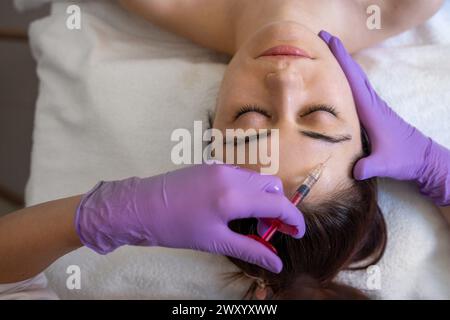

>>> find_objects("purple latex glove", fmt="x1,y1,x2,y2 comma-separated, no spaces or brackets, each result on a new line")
319,30,450,206
75,164,306,273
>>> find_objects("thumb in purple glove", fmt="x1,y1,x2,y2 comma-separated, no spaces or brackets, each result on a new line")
76,164,306,273
256,185,305,238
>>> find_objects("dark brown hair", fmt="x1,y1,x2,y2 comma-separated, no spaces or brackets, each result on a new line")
225,131,387,300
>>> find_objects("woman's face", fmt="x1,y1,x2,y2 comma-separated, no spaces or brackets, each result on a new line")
213,22,363,200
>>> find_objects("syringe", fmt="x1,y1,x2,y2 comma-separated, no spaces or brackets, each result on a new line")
247,160,327,254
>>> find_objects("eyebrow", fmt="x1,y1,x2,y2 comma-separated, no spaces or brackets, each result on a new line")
300,130,352,143
225,130,352,146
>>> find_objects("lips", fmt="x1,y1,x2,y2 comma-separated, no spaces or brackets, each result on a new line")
258,45,311,58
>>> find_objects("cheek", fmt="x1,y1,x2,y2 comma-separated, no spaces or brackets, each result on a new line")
219,54,251,95
216,76,248,120
311,58,354,102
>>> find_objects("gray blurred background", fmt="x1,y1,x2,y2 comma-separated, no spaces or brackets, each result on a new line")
0,1,49,216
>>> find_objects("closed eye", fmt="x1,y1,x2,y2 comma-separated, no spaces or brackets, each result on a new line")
222,130,352,146
234,104,271,120
300,104,338,118
232,103,349,143
234,104,337,120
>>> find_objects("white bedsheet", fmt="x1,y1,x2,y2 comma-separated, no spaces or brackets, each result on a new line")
22,0,450,299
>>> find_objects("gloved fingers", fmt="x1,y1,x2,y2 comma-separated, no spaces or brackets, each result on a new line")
353,155,388,180
328,39,375,104
228,192,305,239
213,163,284,193
324,33,369,84
257,218,299,238
261,175,285,193
319,31,374,109
318,30,333,44
220,230,283,274
234,167,285,194
257,218,271,237
321,32,383,136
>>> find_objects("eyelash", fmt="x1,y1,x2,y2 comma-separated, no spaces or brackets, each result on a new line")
302,105,338,117
235,104,272,119
234,104,338,120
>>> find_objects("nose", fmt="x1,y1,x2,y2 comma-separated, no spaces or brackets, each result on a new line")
264,63,306,119
265,63,305,93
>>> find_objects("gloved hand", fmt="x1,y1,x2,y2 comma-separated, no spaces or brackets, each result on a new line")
319,30,450,206
75,164,305,273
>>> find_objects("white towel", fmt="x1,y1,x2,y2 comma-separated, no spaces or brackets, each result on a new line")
24,0,450,299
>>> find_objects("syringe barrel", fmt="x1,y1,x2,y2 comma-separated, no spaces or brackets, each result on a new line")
301,174,318,189
296,184,310,198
